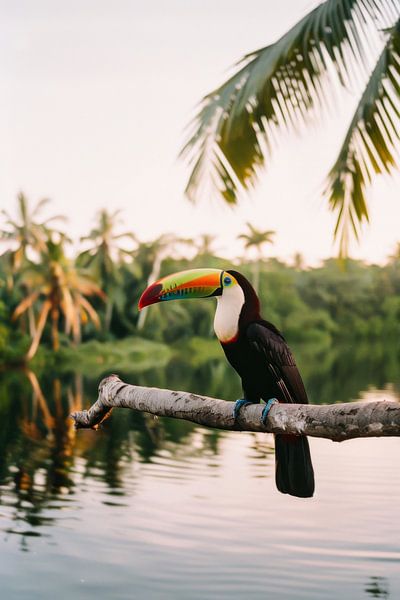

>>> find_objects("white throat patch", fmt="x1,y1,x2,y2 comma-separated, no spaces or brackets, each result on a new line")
213,284,245,343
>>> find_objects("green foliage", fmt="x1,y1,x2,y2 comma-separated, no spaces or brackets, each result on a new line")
134,254,400,350
2,235,400,366
1,193,400,366
0,301,10,358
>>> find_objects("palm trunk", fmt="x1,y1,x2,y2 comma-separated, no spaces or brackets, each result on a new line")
72,312,82,345
27,305,36,338
21,283,37,338
26,300,52,361
51,307,60,352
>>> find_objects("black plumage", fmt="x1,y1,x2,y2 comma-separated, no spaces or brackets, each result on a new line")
221,271,315,498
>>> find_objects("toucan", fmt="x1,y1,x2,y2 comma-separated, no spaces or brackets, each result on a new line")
138,268,315,498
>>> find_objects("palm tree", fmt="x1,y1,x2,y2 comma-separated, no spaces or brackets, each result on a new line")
239,223,275,292
182,1,400,256
79,209,136,330
13,235,104,360
196,234,218,257
1,192,66,336
1,192,65,270
292,252,306,271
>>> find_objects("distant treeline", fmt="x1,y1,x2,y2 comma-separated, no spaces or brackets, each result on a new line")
140,254,400,348
0,194,399,366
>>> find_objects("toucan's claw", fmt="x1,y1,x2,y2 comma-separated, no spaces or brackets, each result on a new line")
261,398,278,425
233,398,254,421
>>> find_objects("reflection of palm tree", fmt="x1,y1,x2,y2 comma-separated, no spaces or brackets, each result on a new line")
182,3,400,255
65,373,83,455
364,576,389,598
25,369,55,430
79,209,136,330
13,236,104,360
239,223,275,292
4,371,87,549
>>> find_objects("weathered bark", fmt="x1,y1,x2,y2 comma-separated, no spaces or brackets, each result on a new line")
70,374,400,442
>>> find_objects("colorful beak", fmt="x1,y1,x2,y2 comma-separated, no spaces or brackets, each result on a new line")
138,268,223,310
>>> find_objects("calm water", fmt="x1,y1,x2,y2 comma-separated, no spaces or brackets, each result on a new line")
0,342,399,599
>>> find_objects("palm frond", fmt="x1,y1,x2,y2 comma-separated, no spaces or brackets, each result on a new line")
26,300,52,361
326,18,400,255
32,197,51,217
113,232,137,241
60,287,78,335
17,192,28,223
77,295,101,328
182,0,394,204
0,213,19,230
0,230,16,241
239,223,276,249
180,1,400,259
75,273,106,299
42,214,68,224
18,266,46,289
12,291,41,321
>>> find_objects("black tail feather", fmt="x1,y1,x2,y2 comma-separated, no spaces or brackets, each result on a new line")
275,434,315,498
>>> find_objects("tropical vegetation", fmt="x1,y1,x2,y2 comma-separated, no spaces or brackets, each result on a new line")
0,194,399,368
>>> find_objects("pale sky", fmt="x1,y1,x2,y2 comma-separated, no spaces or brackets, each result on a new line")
1,0,399,265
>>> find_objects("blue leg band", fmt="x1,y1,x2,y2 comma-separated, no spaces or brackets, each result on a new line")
233,398,254,420
261,398,278,425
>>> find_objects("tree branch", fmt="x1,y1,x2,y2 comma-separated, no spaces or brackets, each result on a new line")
70,374,400,442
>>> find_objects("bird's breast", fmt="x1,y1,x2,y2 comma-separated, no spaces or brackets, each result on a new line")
213,287,244,342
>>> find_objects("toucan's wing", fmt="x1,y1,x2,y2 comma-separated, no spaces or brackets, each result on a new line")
246,321,309,405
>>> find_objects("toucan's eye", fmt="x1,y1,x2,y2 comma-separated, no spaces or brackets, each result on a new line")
224,276,232,285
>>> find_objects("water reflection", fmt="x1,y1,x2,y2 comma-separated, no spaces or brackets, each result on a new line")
0,341,399,598
0,358,240,549
365,577,390,598
0,371,83,550
297,341,400,405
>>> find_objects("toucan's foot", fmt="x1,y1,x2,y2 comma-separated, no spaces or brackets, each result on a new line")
261,398,278,425
233,398,254,421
